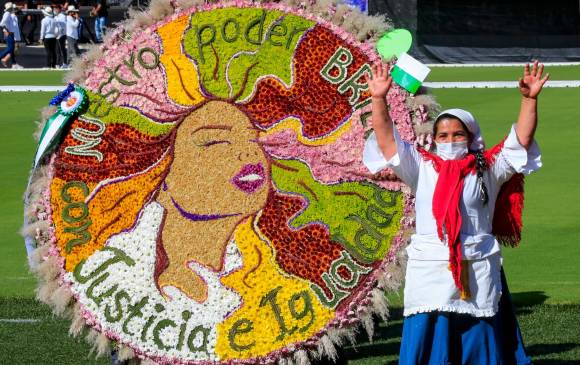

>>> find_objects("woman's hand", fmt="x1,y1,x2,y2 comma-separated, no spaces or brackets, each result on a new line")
364,63,397,160
519,60,549,99
365,63,392,99
515,60,548,149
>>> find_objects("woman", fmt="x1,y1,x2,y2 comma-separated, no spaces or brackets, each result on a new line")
363,61,548,364
154,100,270,302
40,6,57,68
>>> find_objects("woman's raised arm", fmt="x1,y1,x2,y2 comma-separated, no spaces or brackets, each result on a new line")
515,60,549,149
365,64,397,160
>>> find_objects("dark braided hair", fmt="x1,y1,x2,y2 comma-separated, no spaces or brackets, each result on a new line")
474,150,489,205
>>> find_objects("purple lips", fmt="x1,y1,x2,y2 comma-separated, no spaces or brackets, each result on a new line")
231,163,266,194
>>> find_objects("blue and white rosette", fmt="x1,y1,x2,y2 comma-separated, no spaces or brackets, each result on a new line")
33,84,88,168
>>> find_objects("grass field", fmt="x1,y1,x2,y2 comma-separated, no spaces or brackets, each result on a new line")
427,65,580,82
1,68,579,364
0,71,67,86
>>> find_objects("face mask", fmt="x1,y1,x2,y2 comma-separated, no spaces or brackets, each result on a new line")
435,141,468,160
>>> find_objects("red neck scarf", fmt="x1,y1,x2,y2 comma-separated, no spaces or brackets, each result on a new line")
417,141,524,298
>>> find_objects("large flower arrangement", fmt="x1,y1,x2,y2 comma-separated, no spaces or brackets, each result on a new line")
23,0,436,364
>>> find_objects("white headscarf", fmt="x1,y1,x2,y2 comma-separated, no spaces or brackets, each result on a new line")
436,108,485,151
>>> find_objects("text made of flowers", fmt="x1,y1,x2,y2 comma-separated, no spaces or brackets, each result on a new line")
320,46,372,110
89,47,161,118
190,9,310,64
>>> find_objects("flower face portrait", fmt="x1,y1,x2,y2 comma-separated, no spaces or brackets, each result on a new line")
43,3,419,364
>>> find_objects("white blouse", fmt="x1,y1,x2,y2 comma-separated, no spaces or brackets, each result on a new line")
0,12,21,41
40,17,57,40
363,125,541,317
55,13,66,39
66,15,80,39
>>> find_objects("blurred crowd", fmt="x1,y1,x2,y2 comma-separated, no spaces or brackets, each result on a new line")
0,0,108,69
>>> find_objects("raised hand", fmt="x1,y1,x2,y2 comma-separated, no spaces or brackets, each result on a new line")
365,63,393,99
519,60,549,99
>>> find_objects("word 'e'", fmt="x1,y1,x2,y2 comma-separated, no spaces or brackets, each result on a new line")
228,286,316,351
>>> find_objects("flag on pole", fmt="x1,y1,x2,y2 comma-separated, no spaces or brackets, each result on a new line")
391,52,431,94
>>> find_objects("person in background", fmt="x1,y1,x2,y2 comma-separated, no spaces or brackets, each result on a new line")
54,4,67,68
40,6,57,68
20,0,38,45
0,2,23,68
90,0,107,43
65,5,80,61
77,13,93,43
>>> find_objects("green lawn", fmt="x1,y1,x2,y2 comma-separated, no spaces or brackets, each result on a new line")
0,88,579,363
1,298,579,364
0,71,67,85
0,298,110,365
0,92,46,297
428,65,580,82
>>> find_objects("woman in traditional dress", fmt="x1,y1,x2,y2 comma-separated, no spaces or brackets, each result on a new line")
363,60,548,364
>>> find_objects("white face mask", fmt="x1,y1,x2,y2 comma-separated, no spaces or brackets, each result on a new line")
436,141,468,160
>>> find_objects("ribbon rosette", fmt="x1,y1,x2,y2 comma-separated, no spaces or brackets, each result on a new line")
34,85,89,167
58,88,88,116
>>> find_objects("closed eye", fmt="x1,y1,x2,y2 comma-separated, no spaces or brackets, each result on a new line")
198,140,231,147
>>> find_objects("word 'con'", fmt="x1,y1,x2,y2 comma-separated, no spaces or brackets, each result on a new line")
61,180,92,253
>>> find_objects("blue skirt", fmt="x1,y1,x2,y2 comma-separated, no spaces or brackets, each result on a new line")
399,270,532,365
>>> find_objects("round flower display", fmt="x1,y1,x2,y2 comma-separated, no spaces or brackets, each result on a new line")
25,1,433,364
